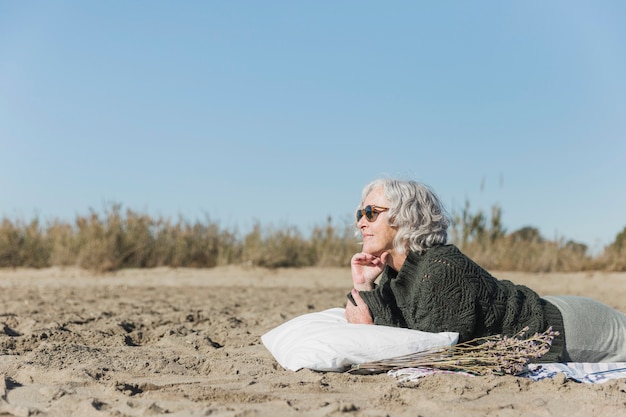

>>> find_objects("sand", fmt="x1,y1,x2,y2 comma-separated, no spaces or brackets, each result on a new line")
1,266,625,417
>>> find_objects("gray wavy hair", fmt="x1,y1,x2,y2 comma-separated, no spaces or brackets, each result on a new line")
359,178,450,254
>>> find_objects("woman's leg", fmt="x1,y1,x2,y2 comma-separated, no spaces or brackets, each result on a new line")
543,295,626,362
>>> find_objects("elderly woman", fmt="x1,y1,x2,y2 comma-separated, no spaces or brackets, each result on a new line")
346,178,626,363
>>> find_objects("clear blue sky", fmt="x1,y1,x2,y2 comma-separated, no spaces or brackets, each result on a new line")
2,1,625,254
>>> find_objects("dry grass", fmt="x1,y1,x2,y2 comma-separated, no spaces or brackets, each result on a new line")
0,205,357,271
348,326,558,376
449,200,625,272
0,202,624,272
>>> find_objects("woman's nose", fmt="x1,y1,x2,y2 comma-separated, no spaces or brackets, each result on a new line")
357,216,367,228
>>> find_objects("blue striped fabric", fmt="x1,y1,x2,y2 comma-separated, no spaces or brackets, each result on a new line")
389,363,626,384
524,362,626,383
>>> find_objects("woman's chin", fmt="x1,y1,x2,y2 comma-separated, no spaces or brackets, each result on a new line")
362,247,383,257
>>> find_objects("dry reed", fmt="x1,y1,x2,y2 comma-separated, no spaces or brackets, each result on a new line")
0,201,624,272
348,326,558,376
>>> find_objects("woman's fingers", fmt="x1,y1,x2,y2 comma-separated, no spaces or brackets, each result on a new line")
351,252,388,290
345,289,374,324
351,252,385,267
351,288,365,304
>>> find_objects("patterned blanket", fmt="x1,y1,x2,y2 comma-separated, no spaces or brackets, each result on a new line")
523,362,626,383
389,363,626,384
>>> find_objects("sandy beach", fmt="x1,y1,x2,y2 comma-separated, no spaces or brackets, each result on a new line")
1,266,625,416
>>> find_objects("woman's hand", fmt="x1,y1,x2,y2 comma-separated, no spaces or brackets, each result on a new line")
345,289,374,324
351,252,388,291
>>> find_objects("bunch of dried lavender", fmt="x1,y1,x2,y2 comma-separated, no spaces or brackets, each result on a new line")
348,326,558,376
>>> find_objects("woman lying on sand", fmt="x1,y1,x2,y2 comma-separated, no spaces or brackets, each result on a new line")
345,178,626,363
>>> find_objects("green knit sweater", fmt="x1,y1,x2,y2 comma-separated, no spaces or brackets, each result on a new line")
357,245,565,362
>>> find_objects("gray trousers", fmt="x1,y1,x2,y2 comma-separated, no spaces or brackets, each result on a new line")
543,296,626,362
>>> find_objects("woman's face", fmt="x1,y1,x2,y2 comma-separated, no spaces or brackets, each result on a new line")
357,186,398,257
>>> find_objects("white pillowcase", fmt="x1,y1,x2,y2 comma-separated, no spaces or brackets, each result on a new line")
261,308,458,372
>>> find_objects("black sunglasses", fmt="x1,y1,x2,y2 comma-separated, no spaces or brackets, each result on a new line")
356,205,389,222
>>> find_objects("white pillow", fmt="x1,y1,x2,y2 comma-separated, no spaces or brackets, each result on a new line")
261,308,458,372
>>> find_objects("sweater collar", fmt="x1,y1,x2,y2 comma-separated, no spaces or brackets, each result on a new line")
384,250,424,280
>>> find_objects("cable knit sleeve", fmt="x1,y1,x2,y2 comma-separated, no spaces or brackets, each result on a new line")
408,259,479,342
